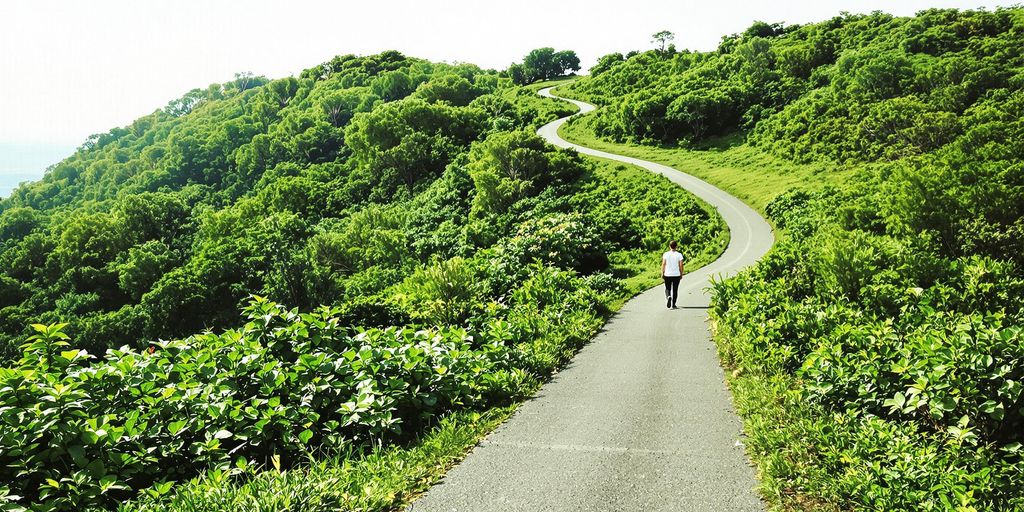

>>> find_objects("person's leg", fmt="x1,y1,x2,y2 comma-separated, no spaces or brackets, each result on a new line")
664,277,672,308
671,276,681,308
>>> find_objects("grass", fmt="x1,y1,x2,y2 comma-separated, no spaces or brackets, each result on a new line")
522,76,579,94
710,332,843,512
549,87,854,216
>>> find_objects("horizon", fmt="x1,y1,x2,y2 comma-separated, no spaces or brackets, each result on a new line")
1,0,1019,197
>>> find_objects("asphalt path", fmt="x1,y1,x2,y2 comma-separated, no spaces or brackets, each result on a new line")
409,87,774,511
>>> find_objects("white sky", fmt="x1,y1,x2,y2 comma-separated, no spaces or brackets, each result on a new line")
0,0,1017,182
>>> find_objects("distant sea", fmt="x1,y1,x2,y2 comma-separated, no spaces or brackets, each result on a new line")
0,142,77,199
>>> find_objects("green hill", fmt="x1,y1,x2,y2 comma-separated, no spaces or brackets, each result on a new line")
563,7,1024,511
0,51,725,510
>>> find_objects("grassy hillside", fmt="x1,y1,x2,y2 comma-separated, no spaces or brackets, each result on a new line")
557,113,847,214
0,51,726,511
562,7,1024,511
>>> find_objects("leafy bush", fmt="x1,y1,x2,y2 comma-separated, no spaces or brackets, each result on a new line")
0,298,508,510
393,257,487,325
499,213,609,274
711,182,1024,509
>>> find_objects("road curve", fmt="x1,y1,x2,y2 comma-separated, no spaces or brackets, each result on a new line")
409,87,774,511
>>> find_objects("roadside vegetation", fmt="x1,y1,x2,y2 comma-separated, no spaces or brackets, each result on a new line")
562,7,1024,510
0,50,723,511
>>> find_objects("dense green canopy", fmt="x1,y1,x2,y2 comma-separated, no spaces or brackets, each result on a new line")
0,50,724,511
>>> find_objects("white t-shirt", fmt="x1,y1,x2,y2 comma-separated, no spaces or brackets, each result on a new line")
662,250,684,277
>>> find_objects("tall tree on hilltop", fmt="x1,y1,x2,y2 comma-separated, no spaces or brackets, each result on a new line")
652,30,675,52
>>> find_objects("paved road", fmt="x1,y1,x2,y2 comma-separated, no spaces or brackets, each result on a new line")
409,87,774,511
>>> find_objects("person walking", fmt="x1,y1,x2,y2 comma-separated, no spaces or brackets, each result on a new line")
661,240,684,309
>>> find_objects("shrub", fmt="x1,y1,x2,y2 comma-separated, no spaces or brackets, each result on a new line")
499,213,609,274
393,257,487,325
0,298,507,511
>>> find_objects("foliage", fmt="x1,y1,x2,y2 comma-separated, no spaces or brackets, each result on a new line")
498,213,609,275
569,7,1024,165
704,137,1024,508
0,299,508,510
507,48,581,85
116,407,516,512
393,257,487,325
0,53,544,358
563,6,1024,509
0,47,726,510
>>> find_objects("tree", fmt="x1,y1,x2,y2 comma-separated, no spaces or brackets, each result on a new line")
266,77,301,109
114,241,176,301
652,30,675,52
226,71,268,94
467,130,586,218
0,207,40,241
371,70,415,102
507,63,528,85
554,50,581,77
522,47,558,83
743,21,785,39
413,74,483,106
317,88,377,127
590,53,625,77
507,48,582,85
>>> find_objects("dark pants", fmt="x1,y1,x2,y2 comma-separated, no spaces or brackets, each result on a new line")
664,276,681,307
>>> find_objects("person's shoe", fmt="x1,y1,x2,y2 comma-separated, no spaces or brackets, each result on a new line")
666,297,672,309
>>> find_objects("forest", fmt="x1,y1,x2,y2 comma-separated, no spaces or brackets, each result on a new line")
564,7,1024,511
0,50,724,510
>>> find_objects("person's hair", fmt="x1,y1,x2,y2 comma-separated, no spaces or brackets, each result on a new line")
669,240,678,249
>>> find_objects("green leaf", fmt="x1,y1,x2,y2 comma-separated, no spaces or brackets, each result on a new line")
980,400,1005,420
213,429,233,440
167,420,187,435
884,391,906,411
298,429,313,444
124,410,140,435
67,445,87,467
153,480,175,494
935,396,956,412
81,430,100,445
99,475,120,492
87,459,105,479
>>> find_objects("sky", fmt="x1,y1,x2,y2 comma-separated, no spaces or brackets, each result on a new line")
0,0,1018,196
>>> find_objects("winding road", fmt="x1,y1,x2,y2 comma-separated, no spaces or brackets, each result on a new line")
409,88,774,511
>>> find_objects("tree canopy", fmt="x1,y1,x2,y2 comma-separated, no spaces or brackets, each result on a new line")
506,47,581,85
